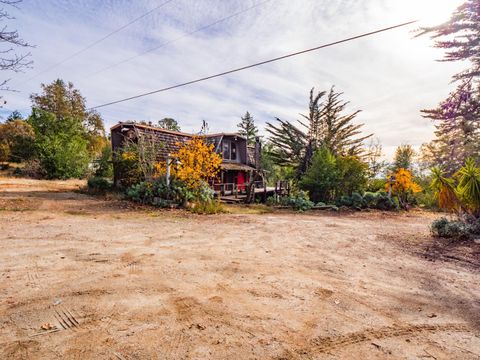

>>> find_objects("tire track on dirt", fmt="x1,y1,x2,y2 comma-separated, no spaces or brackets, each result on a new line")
298,323,472,356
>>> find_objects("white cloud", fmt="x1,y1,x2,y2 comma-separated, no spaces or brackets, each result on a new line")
1,0,465,159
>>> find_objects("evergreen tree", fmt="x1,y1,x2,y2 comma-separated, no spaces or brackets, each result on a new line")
421,81,480,174
416,0,480,81
418,1,480,173
237,111,258,145
266,86,371,178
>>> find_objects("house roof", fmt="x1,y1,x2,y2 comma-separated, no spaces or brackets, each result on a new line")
220,163,256,171
110,122,193,137
110,122,245,140
203,133,246,140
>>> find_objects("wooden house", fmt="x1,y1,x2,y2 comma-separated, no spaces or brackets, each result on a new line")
111,122,263,195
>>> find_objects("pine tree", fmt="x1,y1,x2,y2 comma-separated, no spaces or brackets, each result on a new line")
237,111,258,145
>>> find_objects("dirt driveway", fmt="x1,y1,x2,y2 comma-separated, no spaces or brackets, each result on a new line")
0,177,479,359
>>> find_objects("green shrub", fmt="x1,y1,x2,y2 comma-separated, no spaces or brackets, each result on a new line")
336,156,368,196
126,177,194,206
282,191,314,211
113,150,143,188
337,195,353,207
94,144,113,178
267,191,314,211
374,192,398,211
266,196,277,206
351,192,365,208
363,192,379,207
87,177,112,194
366,178,386,193
299,147,339,203
431,216,480,240
431,217,470,239
191,181,215,203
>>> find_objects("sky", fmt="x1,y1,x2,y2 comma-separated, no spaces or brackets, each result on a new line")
1,0,466,159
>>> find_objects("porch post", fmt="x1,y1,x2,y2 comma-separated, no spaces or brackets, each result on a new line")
166,154,171,187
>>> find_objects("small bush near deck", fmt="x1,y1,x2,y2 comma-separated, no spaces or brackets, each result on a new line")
87,177,113,194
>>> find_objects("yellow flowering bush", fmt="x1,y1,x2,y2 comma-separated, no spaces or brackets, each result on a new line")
172,137,222,189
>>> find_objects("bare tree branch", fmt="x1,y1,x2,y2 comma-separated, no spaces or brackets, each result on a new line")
0,0,33,105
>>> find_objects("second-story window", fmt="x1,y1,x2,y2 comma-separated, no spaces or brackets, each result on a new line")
222,139,237,161
231,142,237,160
223,141,230,160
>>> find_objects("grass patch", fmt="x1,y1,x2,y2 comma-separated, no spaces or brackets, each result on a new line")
223,204,273,215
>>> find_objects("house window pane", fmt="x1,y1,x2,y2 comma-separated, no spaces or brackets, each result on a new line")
231,142,237,160
223,141,230,160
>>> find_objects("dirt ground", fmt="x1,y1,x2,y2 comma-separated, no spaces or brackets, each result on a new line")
0,177,479,360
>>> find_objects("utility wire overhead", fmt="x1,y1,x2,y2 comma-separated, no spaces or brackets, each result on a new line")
89,20,417,110
87,0,273,78
20,0,175,84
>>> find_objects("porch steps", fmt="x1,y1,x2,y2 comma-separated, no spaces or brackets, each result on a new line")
220,196,245,204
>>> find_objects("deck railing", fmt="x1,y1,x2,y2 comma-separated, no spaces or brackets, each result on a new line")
212,181,264,196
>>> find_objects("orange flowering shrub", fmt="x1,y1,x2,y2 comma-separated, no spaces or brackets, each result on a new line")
172,137,222,189
386,168,422,208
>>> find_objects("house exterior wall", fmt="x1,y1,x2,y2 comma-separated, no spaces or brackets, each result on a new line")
111,122,260,190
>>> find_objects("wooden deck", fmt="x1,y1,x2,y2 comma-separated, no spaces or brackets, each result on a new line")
219,187,277,203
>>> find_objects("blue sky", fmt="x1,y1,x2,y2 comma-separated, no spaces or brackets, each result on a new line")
1,0,465,159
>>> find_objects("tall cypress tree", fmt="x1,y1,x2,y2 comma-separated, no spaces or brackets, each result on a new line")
266,87,371,178
418,1,480,173
237,111,258,145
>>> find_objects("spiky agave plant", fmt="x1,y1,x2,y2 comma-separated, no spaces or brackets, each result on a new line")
430,167,458,212
455,158,480,217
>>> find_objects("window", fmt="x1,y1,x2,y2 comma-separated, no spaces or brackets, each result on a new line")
223,141,230,160
222,139,237,161
231,142,237,161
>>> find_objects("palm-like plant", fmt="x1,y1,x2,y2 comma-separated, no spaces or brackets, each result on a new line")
455,158,480,216
430,167,458,211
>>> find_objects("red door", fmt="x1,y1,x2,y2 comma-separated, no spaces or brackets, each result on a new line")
237,171,245,191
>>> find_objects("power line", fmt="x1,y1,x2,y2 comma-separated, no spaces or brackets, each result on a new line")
86,0,273,78
20,0,175,84
89,20,417,110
